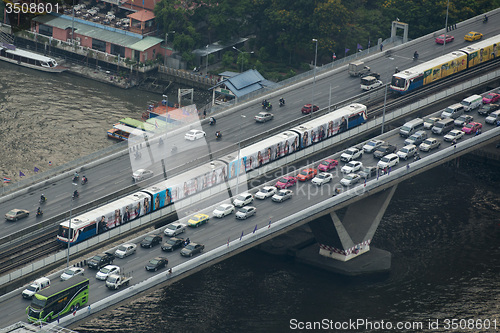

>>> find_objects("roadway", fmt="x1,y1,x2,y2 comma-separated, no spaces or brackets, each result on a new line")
2,91,499,326
1,18,498,242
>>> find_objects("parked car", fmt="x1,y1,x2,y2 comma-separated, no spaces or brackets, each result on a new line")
180,243,205,257
419,138,441,152
164,222,186,237
454,114,474,127
96,265,120,281
377,153,400,169
255,186,277,199
424,117,441,129
362,139,385,153
464,31,482,42
341,161,363,174
311,172,333,185
235,206,257,219
301,104,319,114
462,122,482,134
435,34,454,44
482,93,500,104
397,145,417,160
233,193,254,207
132,169,153,182
271,189,293,202
296,168,317,181
161,237,185,252
60,267,85,281
187,213,209,227
5,209,29,221
275,176,297,189
444,129,465,142
373,144,397,159
212,204,235,218
358,166,378,179
477,103,499,116
254,111,274,123
140,234,162,248
340,173,362,186
145,257,168,271
340,147,363,162
184,129,206,141
114,243,137,259
317,159,338,172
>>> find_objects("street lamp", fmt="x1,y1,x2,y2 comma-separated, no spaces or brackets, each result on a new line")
205,44,209,75
311,38,318,117
233,46,254,73
164,31,175,68
66,183,78,267
236,114,246,196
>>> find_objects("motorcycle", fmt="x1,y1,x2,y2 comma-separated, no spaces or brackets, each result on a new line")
266,103,273,111
483,15,488,23
158,138,164,146
413,53,419,61
39,196,47,204
36,210,43,217
209,118,216,126
72,191,79,200
81,177,88,185
215,131,222,140
171,145,177,153
414,154,421,161
134,151,142,160
72,175,79,183
279,99,285,107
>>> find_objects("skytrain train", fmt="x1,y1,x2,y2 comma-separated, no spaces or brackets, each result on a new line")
57,103,368,245
390,34,500,94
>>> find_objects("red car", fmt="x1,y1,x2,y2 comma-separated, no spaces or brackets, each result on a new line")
301,104,319,114
317,159,338,172
435,34,454,44
296,168,317,181
275,176,297,189
482,93,500,104
462,122,482,134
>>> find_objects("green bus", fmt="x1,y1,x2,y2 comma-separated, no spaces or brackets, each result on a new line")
26,275,89,323
119,117,156,133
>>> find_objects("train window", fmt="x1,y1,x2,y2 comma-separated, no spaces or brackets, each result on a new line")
83,224,96,233
391,76,405,88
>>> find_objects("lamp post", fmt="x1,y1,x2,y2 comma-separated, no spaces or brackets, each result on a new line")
311,38,318,117
442,0,450,53
236,114,246,196
232,46,254,73
205,44,209,75
164,31,175,68
66,183,78,267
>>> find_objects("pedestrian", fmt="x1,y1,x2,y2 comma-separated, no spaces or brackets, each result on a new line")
203,110,206,119
168,268,172,275
380,44,383,52
87,305,91,315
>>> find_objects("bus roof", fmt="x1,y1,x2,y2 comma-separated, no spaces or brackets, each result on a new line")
34,276,88,299
394,51,467,80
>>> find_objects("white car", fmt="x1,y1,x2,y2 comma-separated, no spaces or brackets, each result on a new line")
132,169,154,182
60,267,85,281
311,173,333,185
340,147,363,162
233,193,254,207
397,145,417,160
377,153,400,169
419,138,441,152
114,243,137,258
212,203,235,218
443,129,465,142
96,265,120,281
235,206,257,219
255,186,277,199
184,129,206,141
362,139,385,153
271,189,293,202
341,161,363,174
340,173,362,186
164,222,186,237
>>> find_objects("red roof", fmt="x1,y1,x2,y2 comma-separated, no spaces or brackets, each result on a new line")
127,9,156,21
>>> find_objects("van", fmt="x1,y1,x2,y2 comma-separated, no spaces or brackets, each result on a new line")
485,110,500,125
460,94,482,112
441,103,465,119
399,118,424,137
22,277,50,299
432,118,455,135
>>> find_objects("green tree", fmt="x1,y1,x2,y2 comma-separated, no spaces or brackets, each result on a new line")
222,51,235,67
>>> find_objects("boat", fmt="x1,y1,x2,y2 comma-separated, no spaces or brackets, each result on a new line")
0,43,66,73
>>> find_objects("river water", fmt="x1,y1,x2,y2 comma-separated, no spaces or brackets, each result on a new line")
1,62,499,333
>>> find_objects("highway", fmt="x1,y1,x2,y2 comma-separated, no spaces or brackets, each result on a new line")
1,91,499,326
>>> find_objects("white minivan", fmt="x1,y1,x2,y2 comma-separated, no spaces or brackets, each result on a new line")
460,94,483,112
22,277,51,299
441,103,465,119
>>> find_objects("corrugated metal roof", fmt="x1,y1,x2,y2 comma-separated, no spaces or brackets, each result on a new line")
211,69,276,98
129,36,163,51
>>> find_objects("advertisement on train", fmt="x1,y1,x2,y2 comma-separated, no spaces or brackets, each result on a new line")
462,39,500,68
241,132,299,171
423,54,467,84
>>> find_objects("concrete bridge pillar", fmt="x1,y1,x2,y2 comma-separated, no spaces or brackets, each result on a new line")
308,185,398,262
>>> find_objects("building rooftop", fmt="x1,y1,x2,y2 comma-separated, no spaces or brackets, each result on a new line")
211,69,277,98
127,10,156,22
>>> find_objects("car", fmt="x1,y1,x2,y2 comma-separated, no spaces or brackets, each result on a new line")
271,189,293,202
397,145,417,160
255,186,277,199
164,222,186,237
254,111,274,123
114,243,137,258
435,34,454,44
358,166,378,179
462,122,482,134
464,31,483,42
95,265,120,281
340,173,362,186
373,144,397,159
311,172,333,185
377,153,400,169
362,139,385,153
296,168,317,181
419,138,441,152
482,93,500,104
184,129,206,141
341,161,363,174
180,243,205,257
87,252,115,270
444,129,465,142
212,203,235,217
340,147,363,162
145,257,168,271
235,206,257,219
478,103,499,116
161,237,185,252
317,159,338,172
132,169,154,182
60,267,85,281
5,209,29,221
424,117,441,129
454,114,474,127
140,234,162,248
275,176,297,189
187,213,209,227
404,131,428,146
301,104,319,114
233,193,254,207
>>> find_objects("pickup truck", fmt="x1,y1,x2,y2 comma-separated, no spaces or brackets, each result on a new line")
106,273,132,290
87,252,115,270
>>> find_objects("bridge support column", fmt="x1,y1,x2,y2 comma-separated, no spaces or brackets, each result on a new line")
308,185,397,262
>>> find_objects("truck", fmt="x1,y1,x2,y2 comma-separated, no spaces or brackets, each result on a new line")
348,60,371,77
106,273,132,290
87,252,115,270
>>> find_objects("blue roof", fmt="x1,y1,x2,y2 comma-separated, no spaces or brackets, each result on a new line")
211,69,276,98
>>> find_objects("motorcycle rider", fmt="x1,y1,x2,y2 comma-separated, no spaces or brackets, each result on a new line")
82,175,88,184
74,172,79,179
484,14,488,23
37,207,42,215
215,131,222,139
413,51,419,60
279,97,285,106
73,190,79,198
40,194,46,202
209,116,216,125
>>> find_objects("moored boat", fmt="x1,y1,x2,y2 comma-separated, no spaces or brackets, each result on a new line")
0,43,66,73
